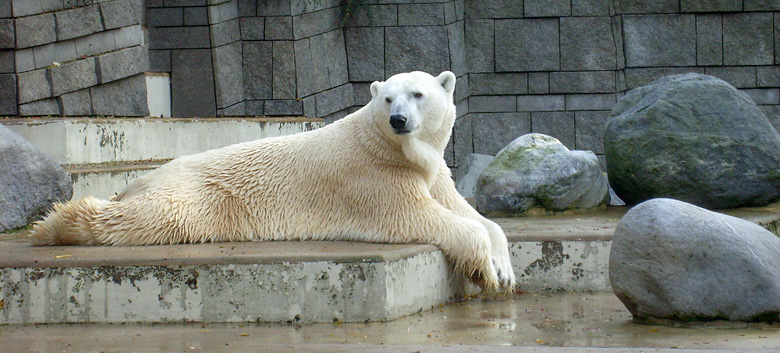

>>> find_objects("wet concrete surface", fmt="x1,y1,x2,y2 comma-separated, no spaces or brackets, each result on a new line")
2,292,779,352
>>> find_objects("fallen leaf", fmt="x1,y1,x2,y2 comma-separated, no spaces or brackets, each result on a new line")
535,338,545,344
200,329,209,333
55,255,71,259
238,333,249,337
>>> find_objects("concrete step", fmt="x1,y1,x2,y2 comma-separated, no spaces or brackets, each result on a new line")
2,117,324,165
2,206,778,325
2,117,325,199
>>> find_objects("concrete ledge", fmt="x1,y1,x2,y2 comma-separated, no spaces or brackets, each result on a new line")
0,235,474,324
1,117,325,165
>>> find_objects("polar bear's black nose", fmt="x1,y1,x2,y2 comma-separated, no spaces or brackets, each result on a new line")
390,114,407,130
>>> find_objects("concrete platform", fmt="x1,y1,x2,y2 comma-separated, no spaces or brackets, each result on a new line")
2,205,778,325
1,117,325,199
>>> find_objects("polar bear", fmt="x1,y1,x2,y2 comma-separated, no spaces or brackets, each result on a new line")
29,71,515,290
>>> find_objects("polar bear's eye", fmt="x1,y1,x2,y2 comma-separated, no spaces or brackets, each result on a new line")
413,92,423,99
385,97,392,103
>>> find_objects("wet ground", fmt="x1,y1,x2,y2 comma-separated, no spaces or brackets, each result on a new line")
2,292,779,352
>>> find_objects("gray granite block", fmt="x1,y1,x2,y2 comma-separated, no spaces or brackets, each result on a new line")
465,19,494,73
455,73,469,102
574,110,608,153
623,14,695,67
472,112,531,155
291,0,339,16
0,50,13,73
528,72,549,94
531,111,576,149
704,66,757,88
97,45,149,84
212,42,244,108
465,0,523,18
19,98,60,116
147,7,184,27
448,21,467,77
346,4,397,27
245,100,263,116
469,95,516,113
758,66,780,88
60,88,93,116
102,0,143,29
217,101,245,116
149,26,211,49
315,83,353,117
452,114,473,169
496,18,559,71
165,0,208,5
723,13,773,66
56,5,103,41
351,82,372,106
238,0,256,16
550,71,615,94
398,3,444,26
741,89,780,105
243,40,272,100
385,26,449,76
681,0,741,12
623,67,705,90
0,18,12,49
614,0,679,14
91,74,149,116
456,97,468,118
257,0,290,16
572,0,614,16
211,18,241,46
11,0,42,17
696,14,722,66
171,49,216,117
15,13,56,48
208,0,238,23
566,93,617,111
525,0,571,17
272,41,296,99
240,17,264,40
114,25,144,49
470,73,528,95
75,31,117,57
302,95,315,118
0,73,15,115
265,99,303,116
293,38,328,97
292,6,340,39
0,0,10,18
560,16,616,71
745,0,780,10
50,58,98,97
345,27,384,82
33,41,77,69
14,48,33,73
517,95,565,112
312,29,347,88
149,49,171,72
185,7,209,26
265,16,293,40
612,16,625,69
17,69,50,104
777,14,780,65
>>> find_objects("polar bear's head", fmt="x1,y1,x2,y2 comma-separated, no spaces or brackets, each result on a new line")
369,71,456,144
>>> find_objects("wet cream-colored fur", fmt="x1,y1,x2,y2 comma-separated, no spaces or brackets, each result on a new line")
30,71,516,290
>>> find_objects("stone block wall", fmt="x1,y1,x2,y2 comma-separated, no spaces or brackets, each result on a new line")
456,0,780,173
3,0,149,116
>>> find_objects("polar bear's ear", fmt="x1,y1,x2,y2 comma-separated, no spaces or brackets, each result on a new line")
370,81,383,98
437,71,456,94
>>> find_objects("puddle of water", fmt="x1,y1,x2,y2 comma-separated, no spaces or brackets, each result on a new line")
2,292,779,351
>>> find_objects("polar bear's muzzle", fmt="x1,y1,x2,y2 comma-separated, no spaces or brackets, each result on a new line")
390,114,411,134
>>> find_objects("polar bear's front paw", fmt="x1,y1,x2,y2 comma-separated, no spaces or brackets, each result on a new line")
492,254,516,290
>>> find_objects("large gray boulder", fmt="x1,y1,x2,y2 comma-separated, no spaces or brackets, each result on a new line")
455,154,494,198
610,198,780,322
475,134,609,215
0,125,73,232
605,73,780,209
